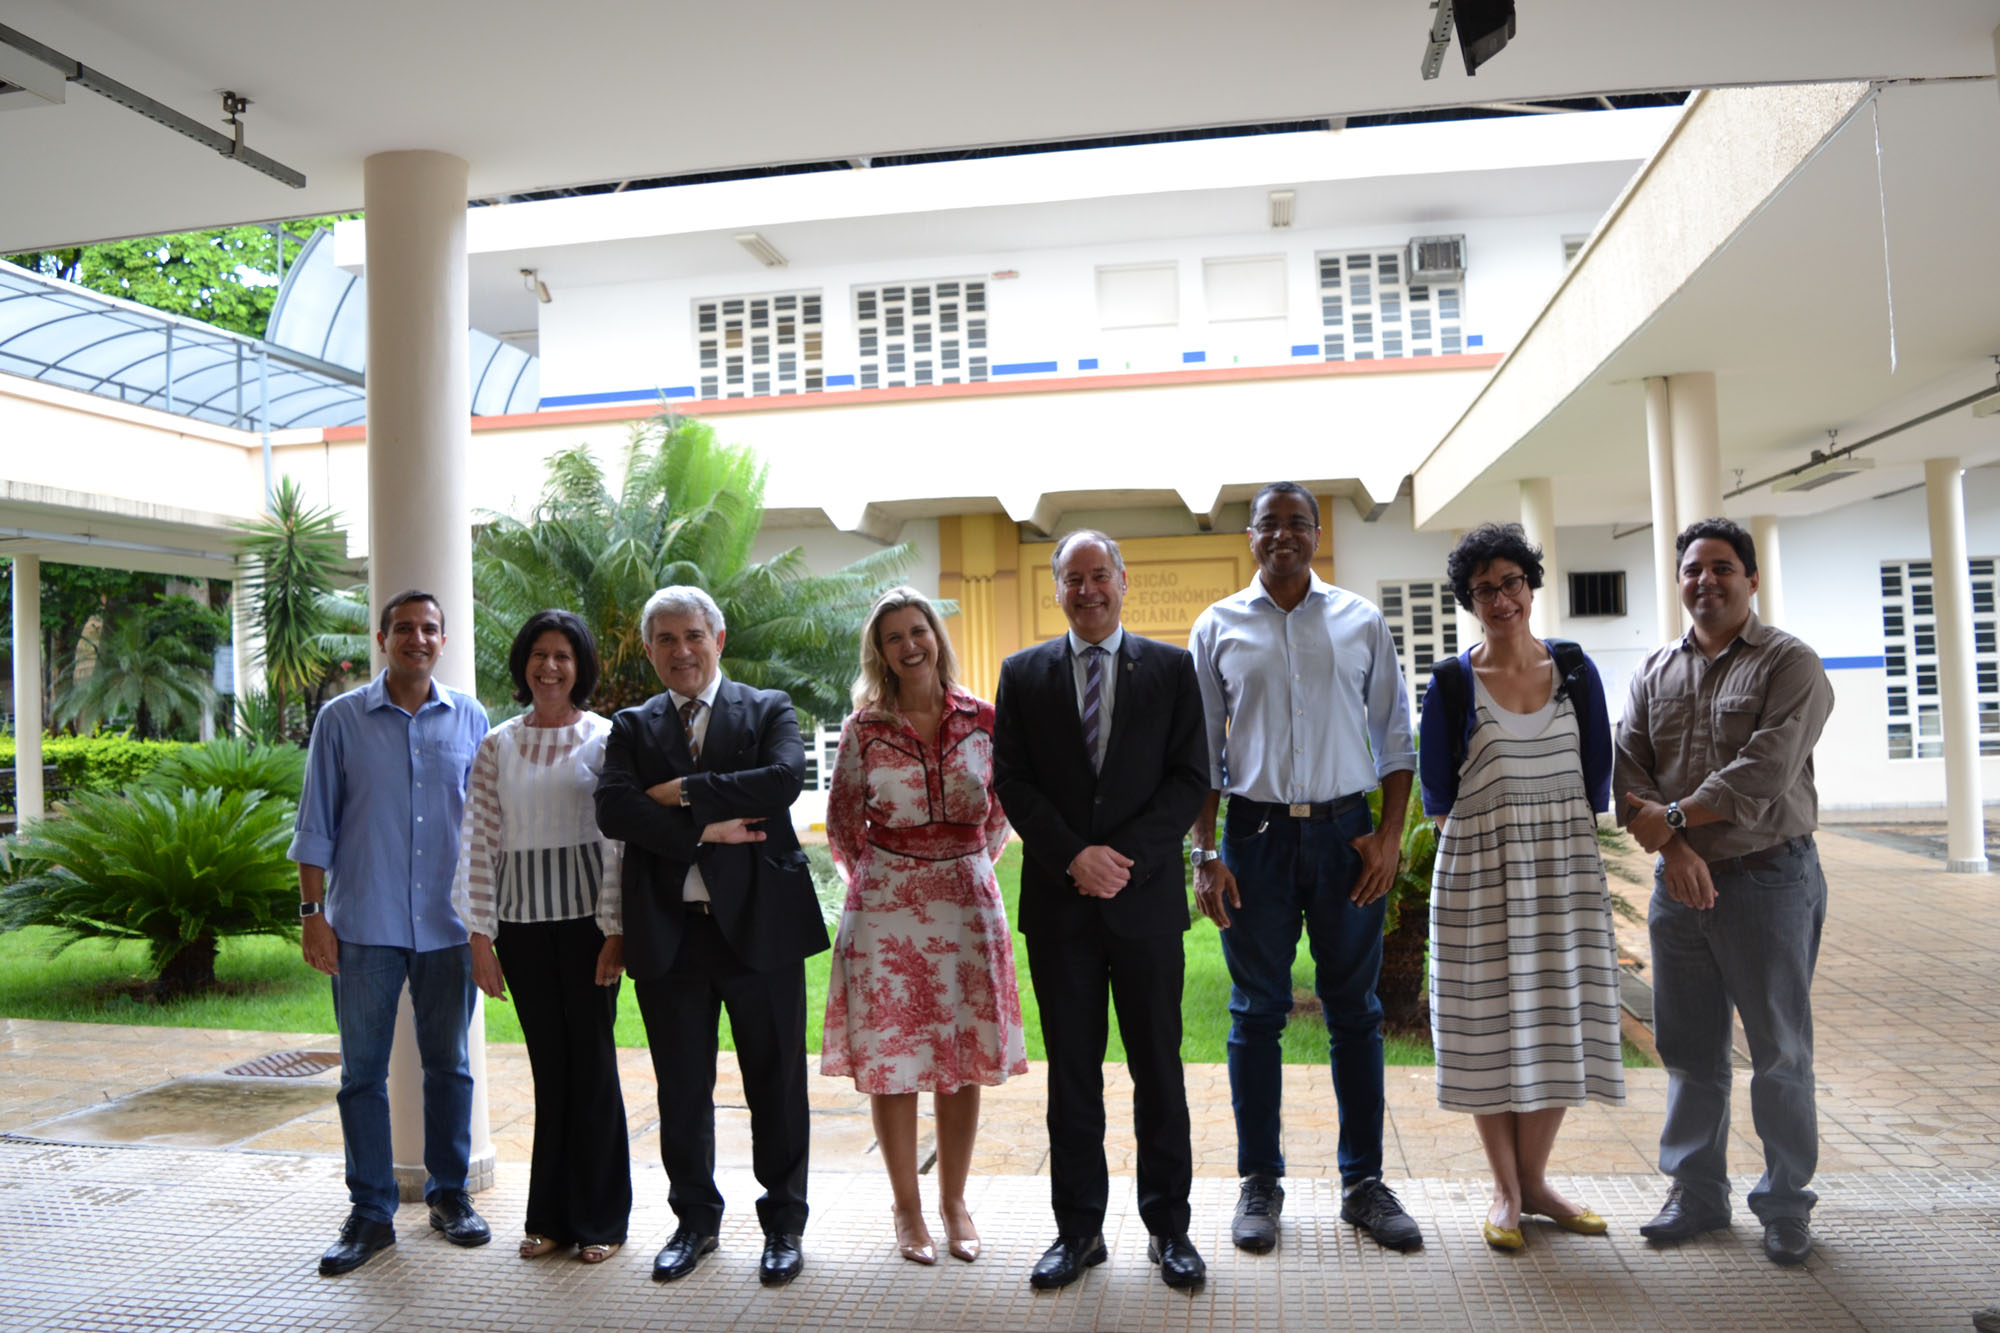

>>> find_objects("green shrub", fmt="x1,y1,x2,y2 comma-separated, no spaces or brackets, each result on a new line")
0,734,186,798
137,739,307,803
0,786,300,1000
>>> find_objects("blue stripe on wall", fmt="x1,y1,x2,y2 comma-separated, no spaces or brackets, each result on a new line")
539,387,693,408
1291,344,1319,357
1821,655,1887,670
825,374,856,387
1078,358,1099,370
1182,351,1206,363
993,361,1059,376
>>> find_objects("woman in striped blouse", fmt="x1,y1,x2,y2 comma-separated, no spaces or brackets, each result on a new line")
454,609,629,1264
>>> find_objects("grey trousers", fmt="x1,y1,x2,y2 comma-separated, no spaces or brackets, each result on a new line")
1648,835,1827,1222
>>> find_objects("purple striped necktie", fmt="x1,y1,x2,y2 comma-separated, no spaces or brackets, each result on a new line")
1081,645,1106,772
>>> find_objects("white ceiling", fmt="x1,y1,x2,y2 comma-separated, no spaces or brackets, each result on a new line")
1428,77,2000,529
3,0,1998,252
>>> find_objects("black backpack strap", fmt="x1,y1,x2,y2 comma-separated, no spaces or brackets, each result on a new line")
1547,637,1586,700
1431,653,1474,775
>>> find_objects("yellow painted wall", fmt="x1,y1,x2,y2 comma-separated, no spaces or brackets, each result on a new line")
939,500,1335,693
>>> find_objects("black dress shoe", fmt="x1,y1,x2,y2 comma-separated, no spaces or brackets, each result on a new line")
1763,1216,1812,1266
1639,1182,1731,1244
759,1232,805,1286
1147,1233,1206,1289
1232,1175,1284,1253
653,1226,719,1281
1029,1234,1107,1290
1341,1178,1423,1252
426,1189,491,1247
319,1210,396,1276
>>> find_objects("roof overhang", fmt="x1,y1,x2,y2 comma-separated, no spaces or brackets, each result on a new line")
1413,77,2000,531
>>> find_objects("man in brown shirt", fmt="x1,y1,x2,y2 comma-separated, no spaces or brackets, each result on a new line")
1614,517,1835,1268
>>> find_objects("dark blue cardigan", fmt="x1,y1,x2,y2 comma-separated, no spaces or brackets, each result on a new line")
1417,643,1613,817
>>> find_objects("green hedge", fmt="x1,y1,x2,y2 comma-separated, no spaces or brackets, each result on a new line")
0,734,187,801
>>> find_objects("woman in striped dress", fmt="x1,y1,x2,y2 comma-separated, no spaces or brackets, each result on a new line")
1418,524,1625,1252
454,609,629,1263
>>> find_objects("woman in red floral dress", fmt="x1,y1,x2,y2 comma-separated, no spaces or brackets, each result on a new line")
821,586,1028,1266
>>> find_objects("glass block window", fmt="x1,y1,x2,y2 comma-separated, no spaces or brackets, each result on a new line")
1318,250,1464,362
1379,579,1460,711
696,291,822,399
1882,557,1999,759
855,278,988,389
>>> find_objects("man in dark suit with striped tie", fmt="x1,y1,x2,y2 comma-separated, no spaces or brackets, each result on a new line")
595,585,829,1288
992,530,1210,1292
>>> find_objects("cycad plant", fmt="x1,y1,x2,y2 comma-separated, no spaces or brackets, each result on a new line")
0,786,300,1000
473,414,916,720
137,737,308,804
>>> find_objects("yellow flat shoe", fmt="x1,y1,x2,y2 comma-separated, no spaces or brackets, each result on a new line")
1482,1221,1525,1251
1533,1207,1608,1235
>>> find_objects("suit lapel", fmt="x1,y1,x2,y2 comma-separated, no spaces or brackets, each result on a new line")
650,692,697,773
1039,639,1094,773
1099,633,1143,774
701,680,744,771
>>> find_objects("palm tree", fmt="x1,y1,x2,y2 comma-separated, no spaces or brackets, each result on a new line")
472,414,917,721
234,477,345,738
53,604,217,739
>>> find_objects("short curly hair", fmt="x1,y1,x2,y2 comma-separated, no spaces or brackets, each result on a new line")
1675,517,1758,576
507,609,600,707
1445,523,1545,611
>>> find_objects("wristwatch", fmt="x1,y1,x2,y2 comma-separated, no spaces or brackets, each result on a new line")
299,900,323,919
1664,800,1687,831
1188,847,1221,868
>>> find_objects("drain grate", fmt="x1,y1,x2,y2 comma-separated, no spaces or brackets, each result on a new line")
222,1050,340,1079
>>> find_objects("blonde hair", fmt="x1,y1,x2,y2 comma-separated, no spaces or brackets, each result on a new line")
852,586,959,713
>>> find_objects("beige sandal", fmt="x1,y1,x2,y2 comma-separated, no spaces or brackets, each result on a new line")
578,1242,622,1264
519,1234,560,1259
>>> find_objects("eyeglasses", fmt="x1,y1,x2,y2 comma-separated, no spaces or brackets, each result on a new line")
1469,572,1528,604
1249,518,1318,537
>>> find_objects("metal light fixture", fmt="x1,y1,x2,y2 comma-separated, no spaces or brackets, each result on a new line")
735,233,788,268
520,269,551,303
1771,434,1876,494
1268,190,1296,230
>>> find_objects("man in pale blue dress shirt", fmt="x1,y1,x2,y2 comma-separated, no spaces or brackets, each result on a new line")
1188,482,1424,1257
289,590,491,1275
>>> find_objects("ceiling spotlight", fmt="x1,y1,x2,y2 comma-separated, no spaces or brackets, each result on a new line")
1268,190,1296,230
735,232,788,268
1974,356,2000,419
1420,0,1517,80
520,268,551,303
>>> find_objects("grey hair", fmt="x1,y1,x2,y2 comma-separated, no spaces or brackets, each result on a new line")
640,585,726,640
1050,528,1125,579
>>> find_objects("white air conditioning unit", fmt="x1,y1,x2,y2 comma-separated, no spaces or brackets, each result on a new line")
1408,234,1466,284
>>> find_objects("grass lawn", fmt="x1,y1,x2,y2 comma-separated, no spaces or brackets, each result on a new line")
0,845,1647,1068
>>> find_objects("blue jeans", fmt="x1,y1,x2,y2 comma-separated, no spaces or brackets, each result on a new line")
331,940,477,1222
1650,836,1826,1221
1218,798,1385,1184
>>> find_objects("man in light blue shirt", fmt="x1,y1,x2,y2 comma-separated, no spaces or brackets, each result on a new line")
1188,482,1423,1257
289,589,491,1276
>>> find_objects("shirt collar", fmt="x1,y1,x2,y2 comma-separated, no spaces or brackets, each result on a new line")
1067,625,1125,658
362,669,446,713
1676,609,1767,656
670,670,725,713
1247,569,1332,608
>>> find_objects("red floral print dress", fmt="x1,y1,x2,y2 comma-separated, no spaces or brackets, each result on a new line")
820,688,1028,1094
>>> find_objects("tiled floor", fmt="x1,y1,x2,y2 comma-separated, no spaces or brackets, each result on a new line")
2,825,1997,1330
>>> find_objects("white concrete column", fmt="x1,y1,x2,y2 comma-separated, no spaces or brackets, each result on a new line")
10,554,43,825
1749,515,1784,627
1924,457,1988,873
1518,478,1561,638
1667,372,1724,528
229,569,266,732
362,149,494,1198
1449,530,1481,653
1644,377,1681,642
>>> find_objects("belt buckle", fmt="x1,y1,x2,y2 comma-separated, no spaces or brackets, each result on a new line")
1288,802,1311,818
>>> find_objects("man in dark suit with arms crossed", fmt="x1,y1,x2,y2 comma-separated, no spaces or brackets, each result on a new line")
595,585,829,1287
993,530,1209,1292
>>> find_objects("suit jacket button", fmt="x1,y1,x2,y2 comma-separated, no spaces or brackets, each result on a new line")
1094,796,1104,804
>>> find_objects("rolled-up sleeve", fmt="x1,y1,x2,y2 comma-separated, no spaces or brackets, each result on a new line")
1364,613,1418,777
1688,642,1834,827
288,709,344,869
1188,613,1230,791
